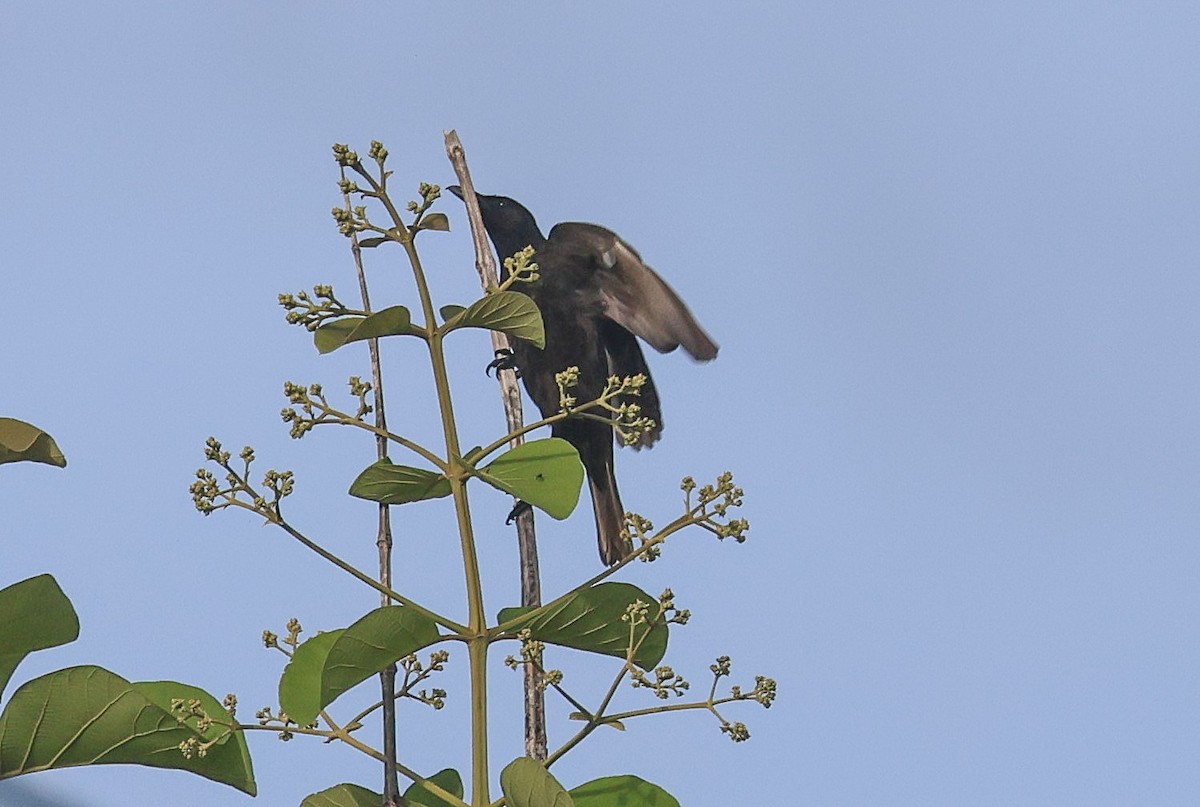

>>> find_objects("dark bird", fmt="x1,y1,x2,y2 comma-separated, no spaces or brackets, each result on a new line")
448,186,718,565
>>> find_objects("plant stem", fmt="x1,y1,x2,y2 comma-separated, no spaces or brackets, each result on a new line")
271,516,466,634
445,129,548,760
237,713,472,807
396,206,491,804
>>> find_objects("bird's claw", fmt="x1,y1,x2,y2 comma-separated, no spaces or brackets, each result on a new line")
505,500,533,525
486,348,520,378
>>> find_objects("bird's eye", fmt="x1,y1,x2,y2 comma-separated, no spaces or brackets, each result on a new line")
497,200,506,207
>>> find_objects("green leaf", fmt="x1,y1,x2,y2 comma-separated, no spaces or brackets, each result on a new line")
500,757,573,807
418,212,450,232
498,583,668,669
301,783,385,807
569,775,680,807
0,418,66,467
497,605,533,624
0,574,79,697
475,439,582,520
279,607,441,726
404,768,465,807
440,304,466,323
314,305,417,354
0,666,256,795
349,459,451,505
447,291,545,348
277,630,342,726
357,237,388,249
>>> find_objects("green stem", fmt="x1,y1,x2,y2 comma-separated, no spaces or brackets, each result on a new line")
237,715,471,807
542,673,591,717
466,412,571,463
543,658,631,768
323,408,448,471
445,470,489,804
542,719,592,769
467,626,491,806
399,219,490,805
603,696,741,723
539,696,733,768
466,393,620,464
271,516,466,634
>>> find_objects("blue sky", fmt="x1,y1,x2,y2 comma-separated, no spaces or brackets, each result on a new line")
3,3,1199,805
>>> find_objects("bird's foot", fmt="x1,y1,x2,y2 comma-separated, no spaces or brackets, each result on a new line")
505,499,533,525
486,348,520,378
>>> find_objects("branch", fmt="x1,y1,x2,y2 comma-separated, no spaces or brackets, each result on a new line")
444,129,547,761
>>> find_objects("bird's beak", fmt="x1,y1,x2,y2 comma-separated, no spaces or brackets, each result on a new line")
446,185,464,200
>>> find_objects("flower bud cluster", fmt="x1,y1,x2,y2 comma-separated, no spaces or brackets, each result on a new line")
598,373,656,446
622,512,658,561
170,697,225,758
621,598,652,629
399,650,452,709
348,375,373,419
278,378,372,439
279,285,352,331
284,618,303,647
504,628,563,691
707,655,778,742
682,471,750,544
658,588,691,626
721,721,751,742
368,140,388,165
555,366,580,411
263,468,294,500
331,204,370,237
407,181,441,214
501,246,540,285
631,664,690,700
253,705,310,741
332,143,359,167
190,437,294,520
280,381,329,438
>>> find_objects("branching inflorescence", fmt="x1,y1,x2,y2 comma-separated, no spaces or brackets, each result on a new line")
504,584,775,760
189,439,293,521
183,138,772,806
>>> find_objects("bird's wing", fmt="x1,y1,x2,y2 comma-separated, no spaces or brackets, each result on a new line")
548,222,719,361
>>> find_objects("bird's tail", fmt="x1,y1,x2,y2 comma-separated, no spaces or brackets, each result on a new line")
588,456,633,566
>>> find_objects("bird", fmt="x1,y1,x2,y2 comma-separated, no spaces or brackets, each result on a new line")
448,185,718,565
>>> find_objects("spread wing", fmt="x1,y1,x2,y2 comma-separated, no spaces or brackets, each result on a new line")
547,222,719,361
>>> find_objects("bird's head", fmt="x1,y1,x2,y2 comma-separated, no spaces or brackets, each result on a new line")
446,185,547,259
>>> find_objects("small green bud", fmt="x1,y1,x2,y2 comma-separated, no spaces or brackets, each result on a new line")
332,144,359,166
722,721,750,742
